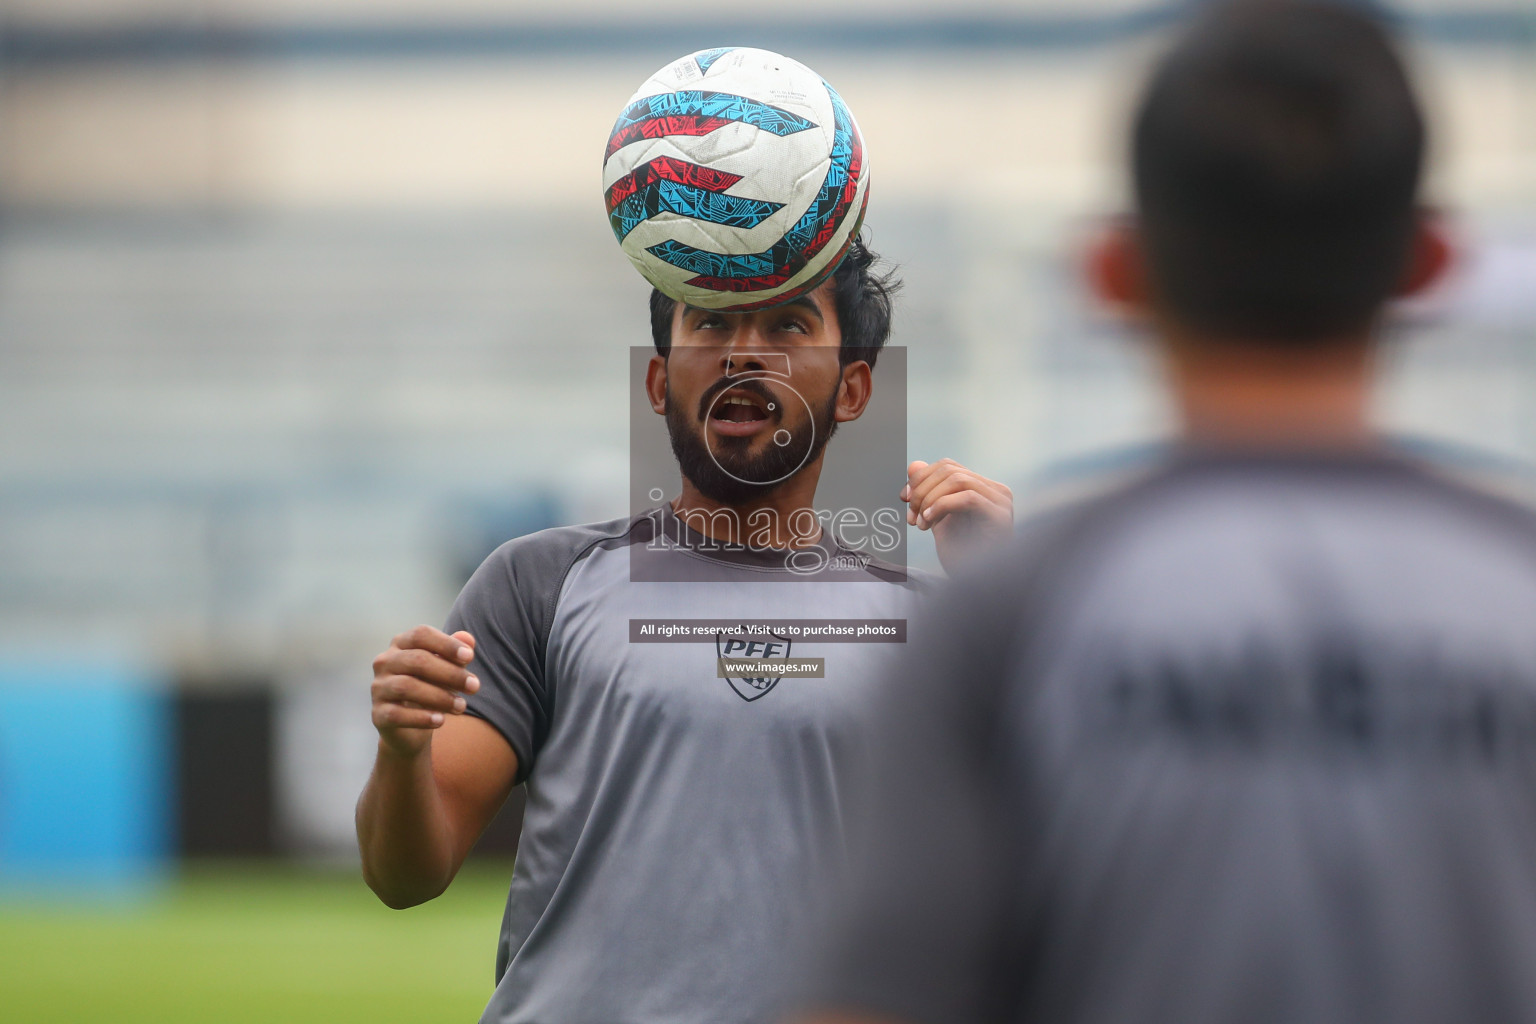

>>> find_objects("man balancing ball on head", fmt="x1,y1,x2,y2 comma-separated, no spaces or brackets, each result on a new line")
355,230,1015,1024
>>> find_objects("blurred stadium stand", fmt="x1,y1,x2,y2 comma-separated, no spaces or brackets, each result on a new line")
0,0,1532,866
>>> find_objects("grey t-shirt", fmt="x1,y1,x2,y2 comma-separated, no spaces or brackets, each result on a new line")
446,504,928,1024
811,450,1536,1024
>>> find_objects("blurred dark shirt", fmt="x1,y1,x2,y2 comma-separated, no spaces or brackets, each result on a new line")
810,448,1536,1024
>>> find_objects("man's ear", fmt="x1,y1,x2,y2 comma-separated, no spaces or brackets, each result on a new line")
1396,212,1453,298
1086,218,1151,314
645,354,668,415
834,360,873,423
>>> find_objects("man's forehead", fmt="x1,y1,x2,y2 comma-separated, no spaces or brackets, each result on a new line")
680,279,834,321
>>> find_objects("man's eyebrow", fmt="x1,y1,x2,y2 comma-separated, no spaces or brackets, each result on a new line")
779,295,825,324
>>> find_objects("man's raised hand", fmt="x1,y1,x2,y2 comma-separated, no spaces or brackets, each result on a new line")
370,626,480,758
901,458,1015,574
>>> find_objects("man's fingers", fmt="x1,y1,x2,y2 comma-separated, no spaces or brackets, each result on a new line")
907,459,968,511
916,489,995,531
903,460,931,502
373,675,469,715
392,624,476,665
906,458,956,505
374,648,479,693
906,460,955,523
369,626,481,750
392,624,454,654
372,703,446,731
915,473,1007,522
909,463,1009,525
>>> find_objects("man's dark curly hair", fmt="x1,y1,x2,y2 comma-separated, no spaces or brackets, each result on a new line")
648,236,900,368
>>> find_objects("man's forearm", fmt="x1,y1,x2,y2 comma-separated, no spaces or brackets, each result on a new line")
356,742,460,909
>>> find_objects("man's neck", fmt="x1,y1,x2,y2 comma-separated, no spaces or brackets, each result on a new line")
1160,326,1377,450
671,460,827,550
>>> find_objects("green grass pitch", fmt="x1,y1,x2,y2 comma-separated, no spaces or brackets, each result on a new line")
0,860,515,1024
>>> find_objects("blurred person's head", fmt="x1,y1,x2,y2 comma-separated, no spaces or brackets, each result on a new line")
1090,0,1450,442
645,238,897,506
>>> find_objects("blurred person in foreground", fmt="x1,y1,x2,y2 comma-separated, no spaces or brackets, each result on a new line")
355,235,1015,1024
796,3,1536,1023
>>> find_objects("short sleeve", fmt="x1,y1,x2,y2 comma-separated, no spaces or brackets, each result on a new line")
445,531,583,784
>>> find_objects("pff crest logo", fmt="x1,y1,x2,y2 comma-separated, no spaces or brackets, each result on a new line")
715,631,792,702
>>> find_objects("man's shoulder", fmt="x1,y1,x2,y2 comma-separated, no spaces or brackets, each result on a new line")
914,464,1157,631
1014,443,1169,523
1402,440,1536,532
1013,440,1536,540
961,441,1536,604
998,451,1171,569
843,552,943,592
482,512,642,571
464,512,646,609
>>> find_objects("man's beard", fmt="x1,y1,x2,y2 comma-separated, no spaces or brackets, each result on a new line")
666,377,840,506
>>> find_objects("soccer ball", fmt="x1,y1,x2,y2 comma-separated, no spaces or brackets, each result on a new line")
602,47,870,312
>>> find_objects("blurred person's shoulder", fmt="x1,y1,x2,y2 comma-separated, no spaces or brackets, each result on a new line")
1013,436,1536,531
1398,436,1536,529
935,446,1172,607
1013,442,1175,527
998,442,1174,567
933,436,1536,607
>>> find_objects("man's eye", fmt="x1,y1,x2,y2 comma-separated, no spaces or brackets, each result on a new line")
777,320,808,334
695,316,726,330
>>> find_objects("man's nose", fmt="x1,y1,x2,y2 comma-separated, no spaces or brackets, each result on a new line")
721,336,770,376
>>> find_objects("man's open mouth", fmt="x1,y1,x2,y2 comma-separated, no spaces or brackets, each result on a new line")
705,384,783,439
711,387,772,424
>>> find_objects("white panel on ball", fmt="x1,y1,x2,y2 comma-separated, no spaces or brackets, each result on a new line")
603,47,870,311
